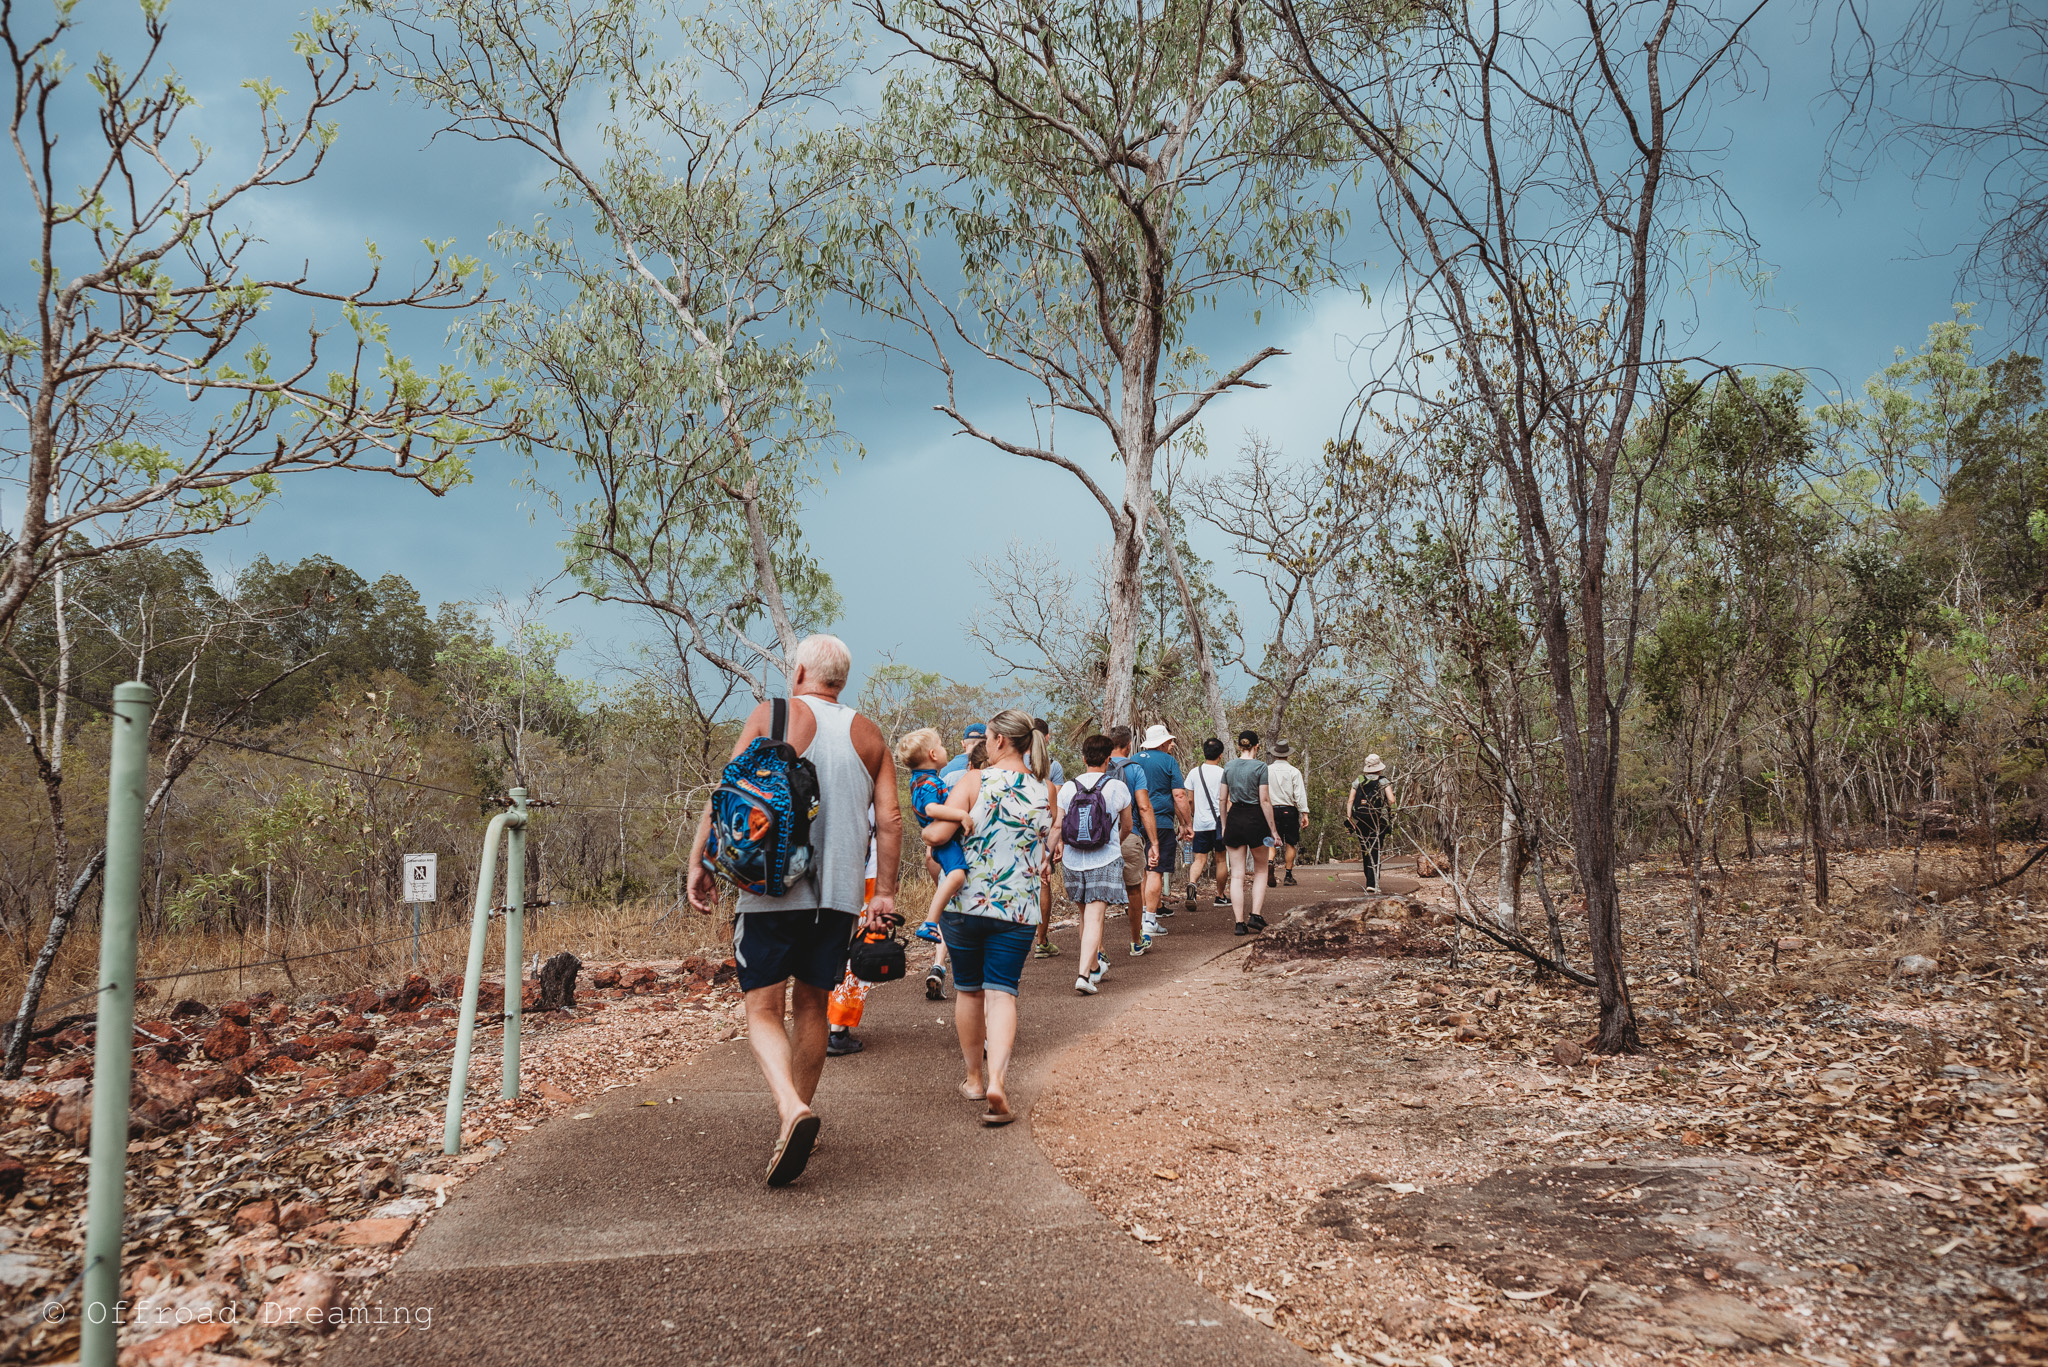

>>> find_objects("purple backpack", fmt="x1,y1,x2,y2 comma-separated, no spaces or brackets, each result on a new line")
1062,773,1115,850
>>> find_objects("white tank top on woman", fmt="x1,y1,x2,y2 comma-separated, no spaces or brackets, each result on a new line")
735,695,873,916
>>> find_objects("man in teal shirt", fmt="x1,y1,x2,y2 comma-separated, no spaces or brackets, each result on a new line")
1128,725,1191,940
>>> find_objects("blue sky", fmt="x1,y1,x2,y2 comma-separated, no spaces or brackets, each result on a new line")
24,0,2028,700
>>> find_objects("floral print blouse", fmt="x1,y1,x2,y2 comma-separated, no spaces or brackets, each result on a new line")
960,768,1051,925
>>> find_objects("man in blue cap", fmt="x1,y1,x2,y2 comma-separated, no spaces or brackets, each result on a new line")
940,721,986,779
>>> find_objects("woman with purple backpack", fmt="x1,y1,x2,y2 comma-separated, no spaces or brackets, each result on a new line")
1054,734,1135,995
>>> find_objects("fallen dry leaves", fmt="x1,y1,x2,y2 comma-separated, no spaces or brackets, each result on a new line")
1036,845,2048,1366
0,958,746,1364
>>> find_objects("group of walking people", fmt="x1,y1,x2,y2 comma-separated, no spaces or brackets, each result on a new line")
686,634,1394,1188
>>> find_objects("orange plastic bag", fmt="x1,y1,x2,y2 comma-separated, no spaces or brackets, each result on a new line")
827,970,871,1028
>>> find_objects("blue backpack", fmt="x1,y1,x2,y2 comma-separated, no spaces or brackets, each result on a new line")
704,699,820,897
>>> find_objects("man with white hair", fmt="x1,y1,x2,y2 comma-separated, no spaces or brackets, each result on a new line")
688,633,900,1186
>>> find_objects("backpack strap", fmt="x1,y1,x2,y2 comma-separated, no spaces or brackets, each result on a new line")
1196,767,1219,825
771,696,788,743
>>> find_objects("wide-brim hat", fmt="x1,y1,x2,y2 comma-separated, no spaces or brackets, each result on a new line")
1140,723,1175,749
1362,753,1385,775
1271,740,1292,758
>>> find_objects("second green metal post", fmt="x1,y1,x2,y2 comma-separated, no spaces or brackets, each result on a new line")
501,787,527,1099
81,680,157,1367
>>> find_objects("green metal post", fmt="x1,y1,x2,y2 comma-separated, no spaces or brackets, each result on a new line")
501,788,527,1099
442,807,517,1155
81,681,156,1367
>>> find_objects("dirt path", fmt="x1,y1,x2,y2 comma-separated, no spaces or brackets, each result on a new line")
1034,866,2047,1367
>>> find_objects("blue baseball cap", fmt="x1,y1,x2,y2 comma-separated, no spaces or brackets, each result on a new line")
963,722,988,739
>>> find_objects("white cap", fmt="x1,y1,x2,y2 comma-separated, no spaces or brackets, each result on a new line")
1140,723,1175,749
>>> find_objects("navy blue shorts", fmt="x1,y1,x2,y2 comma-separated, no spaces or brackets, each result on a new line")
732,908,858,993
1190,830,1223,854
1146,826,1177,873
939,910,1035,996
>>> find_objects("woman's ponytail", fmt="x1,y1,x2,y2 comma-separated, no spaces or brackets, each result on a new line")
987,708,1049,780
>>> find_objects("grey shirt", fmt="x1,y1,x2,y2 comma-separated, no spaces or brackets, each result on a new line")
1221,757,1269,805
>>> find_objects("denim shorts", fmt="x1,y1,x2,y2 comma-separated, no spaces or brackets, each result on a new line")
939,910,1036,996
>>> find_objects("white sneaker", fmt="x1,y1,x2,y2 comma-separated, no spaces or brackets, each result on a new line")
1074,974,1098,995
1143,913,1167,937
1091,953,1109,984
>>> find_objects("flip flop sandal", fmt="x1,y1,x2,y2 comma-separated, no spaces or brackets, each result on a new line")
765,1112,821,1187
958,1081,987,1102
980,1107,1016,1127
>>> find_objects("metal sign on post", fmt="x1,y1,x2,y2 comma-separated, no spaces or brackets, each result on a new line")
403,854,437,968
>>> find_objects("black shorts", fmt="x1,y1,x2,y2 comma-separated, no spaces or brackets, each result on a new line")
732,908,858,993
1273,806,1301,845
1223,804,1270,849
1190,830,1223,854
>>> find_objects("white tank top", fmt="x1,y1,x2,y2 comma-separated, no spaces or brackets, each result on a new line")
735,695,874,915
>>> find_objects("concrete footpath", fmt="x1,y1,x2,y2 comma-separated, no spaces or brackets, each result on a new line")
323,864,1392,1366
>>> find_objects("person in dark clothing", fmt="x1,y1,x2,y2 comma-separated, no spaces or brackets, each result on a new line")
1345,754,1393,893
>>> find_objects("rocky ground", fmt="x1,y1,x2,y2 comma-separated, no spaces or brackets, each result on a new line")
1035,850,2048,1367
1,957,748,1365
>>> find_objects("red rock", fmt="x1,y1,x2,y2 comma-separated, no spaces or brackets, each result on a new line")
338,1014,369,1031
117,1319,232,1365
260,1267,342,1331
266,1003,291,1025
51,1025,92,1052
381,972,434,1013
437,971,466,997
269,1039,317,1062
45,1055,92,1081
303,1009,339,1031
336,1061,395,1098
200,1019,249,1062
713,958,739,985
340,987,383,1015
588,968,620,989
0,1154,24,1200
1454,1023,1484,1041
278,1200,329,1230
169,999,208,1018
302,1219,344,1240
619,966,658,990
258,1055,304,1075
181,1068,254,1101
1552,1039,1585,1068
232,1198,280,1232
217,1000,252,1024
304,1031,376,1055
336,1216,414,1248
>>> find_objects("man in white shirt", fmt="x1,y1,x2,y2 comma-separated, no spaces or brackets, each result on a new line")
1179,737,1229,911
1266,740,1309,887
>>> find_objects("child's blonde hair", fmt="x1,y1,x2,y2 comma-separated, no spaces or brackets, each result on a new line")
894,726,943,769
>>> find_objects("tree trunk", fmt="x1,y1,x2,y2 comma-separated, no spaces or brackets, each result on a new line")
1799,713,1830,907
4,853,106,1079
1495,793,1522,934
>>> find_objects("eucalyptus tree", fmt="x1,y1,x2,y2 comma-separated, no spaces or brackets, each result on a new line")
0,1,502,651
852,0,1347,732
1274,0,1772,1051
380,0,858,699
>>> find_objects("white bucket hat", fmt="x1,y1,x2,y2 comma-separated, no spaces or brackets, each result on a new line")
1140,723,1175,749
1362,753,1386,775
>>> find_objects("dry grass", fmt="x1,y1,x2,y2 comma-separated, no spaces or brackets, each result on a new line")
5,898,735,1028
9,865,973,1029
